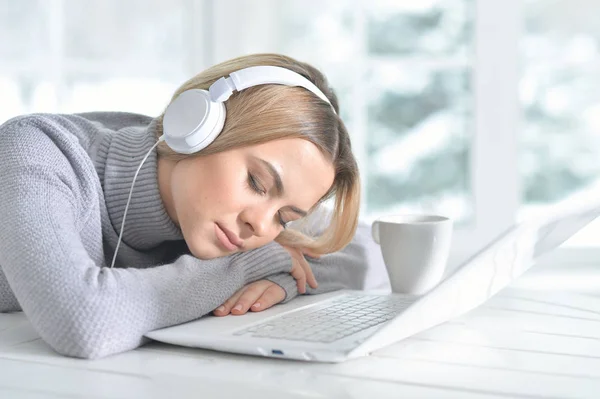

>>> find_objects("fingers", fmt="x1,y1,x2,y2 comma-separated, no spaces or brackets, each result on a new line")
290,263,307,294
213,281,279,317
251,284,285,312
302,260,318,289
229,283,266,315
282,245,319,293
285,246,319,293
213,287,245,317
293,250,318,290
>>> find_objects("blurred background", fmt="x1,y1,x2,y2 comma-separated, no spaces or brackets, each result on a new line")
1,0,599,265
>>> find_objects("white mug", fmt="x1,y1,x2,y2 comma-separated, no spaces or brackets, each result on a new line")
372,214,453,295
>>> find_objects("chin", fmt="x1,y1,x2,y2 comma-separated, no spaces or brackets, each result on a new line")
180,227,223,260
187,245,221,260
184,236,224,259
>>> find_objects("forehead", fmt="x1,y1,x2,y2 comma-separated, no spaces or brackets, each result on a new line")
246,138,334,205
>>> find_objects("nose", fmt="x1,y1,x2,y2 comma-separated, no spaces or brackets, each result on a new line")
240,204,276,238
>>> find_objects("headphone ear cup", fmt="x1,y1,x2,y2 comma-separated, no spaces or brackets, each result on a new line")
162,89,226,154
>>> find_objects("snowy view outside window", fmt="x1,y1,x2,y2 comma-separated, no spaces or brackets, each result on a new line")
521,0,600,204
520,0,600,245
1,0,599,247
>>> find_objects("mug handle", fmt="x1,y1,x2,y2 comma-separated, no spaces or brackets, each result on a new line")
371,221,380,245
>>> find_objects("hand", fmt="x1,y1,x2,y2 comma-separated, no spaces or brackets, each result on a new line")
213,280,286,316
282,245,319,294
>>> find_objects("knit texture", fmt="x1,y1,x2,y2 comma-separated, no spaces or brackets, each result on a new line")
0,112,366,359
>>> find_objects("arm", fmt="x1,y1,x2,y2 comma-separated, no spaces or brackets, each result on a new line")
0,121,292,359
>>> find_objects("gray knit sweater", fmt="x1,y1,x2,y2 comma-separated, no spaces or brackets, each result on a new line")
0,112,366,359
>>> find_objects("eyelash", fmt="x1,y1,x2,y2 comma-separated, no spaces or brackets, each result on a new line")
247,173,289,229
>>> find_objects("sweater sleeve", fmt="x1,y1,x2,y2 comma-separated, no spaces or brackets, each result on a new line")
0,121,292,359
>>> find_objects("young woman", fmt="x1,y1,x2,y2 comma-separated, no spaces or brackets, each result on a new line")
0,53,367,359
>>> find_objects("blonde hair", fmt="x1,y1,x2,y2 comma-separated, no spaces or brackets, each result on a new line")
156,53,360,255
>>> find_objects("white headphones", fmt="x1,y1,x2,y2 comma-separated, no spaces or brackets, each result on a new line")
160,65,335,154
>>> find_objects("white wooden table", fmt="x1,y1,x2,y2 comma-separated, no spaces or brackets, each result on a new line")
1,263,600,399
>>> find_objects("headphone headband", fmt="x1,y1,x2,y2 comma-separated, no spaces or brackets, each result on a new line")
209,66,335,113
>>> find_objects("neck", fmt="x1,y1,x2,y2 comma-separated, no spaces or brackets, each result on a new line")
157,156,179,226
95,117,184,249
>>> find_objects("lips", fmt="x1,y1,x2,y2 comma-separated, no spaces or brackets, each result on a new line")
215,223,243,251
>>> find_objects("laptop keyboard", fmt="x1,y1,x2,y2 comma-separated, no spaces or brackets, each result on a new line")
233,294,417,343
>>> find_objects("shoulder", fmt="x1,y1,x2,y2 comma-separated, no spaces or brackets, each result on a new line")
1,111,153,142
0,113,91,173
73,111,153,131
0,113,100,214
1,113,82,148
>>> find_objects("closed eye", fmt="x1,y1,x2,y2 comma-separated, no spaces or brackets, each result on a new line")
278,211,290,229
247,173,266,195
247,171,304,229
248,173,288,228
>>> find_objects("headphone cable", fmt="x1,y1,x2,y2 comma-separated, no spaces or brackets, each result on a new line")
110,135,165,269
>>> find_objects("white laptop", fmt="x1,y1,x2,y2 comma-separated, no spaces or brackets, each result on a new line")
145,200,600,363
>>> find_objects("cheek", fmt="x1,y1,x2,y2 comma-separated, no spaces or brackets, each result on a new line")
174,166,247,218
202,175,246,212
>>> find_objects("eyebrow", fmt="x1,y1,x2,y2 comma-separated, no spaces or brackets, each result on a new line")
255,157,308,217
